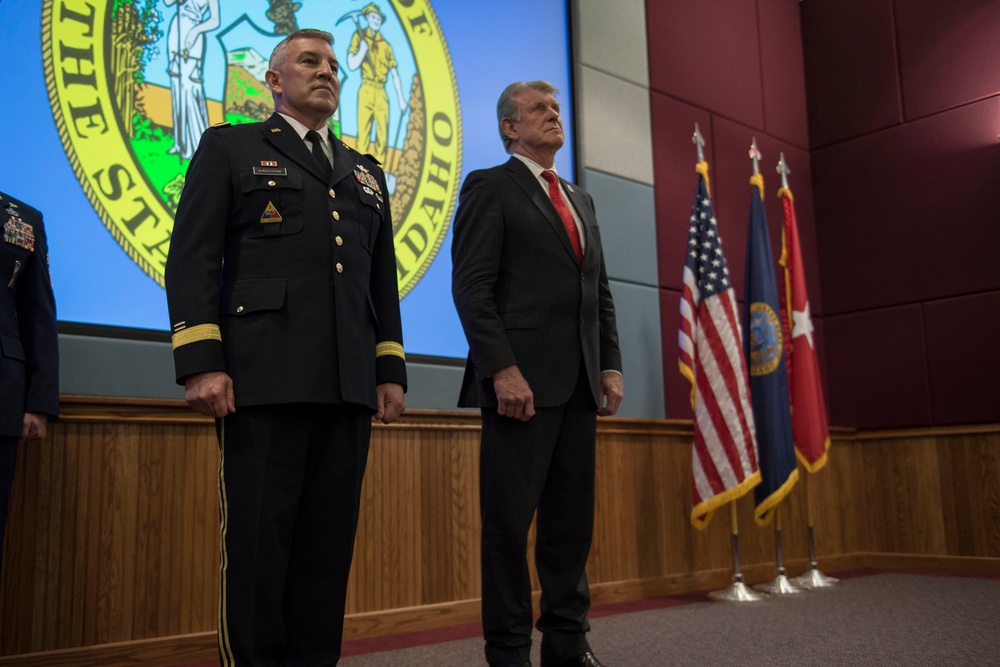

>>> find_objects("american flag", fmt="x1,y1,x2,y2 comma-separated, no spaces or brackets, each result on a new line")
679,167,761,529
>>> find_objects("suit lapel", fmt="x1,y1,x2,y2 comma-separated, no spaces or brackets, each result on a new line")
505,157,580,263
261,114,329,183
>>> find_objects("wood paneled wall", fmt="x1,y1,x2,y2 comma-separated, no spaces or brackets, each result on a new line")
1,398,998,663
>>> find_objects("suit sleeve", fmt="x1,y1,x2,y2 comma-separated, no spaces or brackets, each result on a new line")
584,193,622,374
450,170,517,378
595,228,623,375
16,215,59,419
164,129,233,384
369,164,407,390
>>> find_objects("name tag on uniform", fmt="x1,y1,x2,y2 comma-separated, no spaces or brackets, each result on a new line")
253,166,288,176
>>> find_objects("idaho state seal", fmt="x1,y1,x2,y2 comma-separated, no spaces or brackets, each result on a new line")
42,0,460,298
748,302,783,376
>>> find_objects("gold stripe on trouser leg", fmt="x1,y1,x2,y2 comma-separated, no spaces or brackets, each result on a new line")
218,418,235,666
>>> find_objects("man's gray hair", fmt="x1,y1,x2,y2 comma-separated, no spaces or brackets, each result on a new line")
269,29,334,71
496,80,559,153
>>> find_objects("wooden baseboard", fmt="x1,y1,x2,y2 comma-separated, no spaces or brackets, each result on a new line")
4,552,997,666
841,552,1000,577
0,632,217,667
342,597,481,640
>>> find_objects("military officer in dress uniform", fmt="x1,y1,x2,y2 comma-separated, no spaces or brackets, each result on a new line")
0,191,59,571
164,28,406,667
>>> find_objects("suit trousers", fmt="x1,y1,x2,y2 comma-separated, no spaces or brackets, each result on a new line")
217,403,371,667
479,363,597,666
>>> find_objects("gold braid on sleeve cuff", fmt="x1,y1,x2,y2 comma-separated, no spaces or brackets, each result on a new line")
375,341,405,360
172,324,222,349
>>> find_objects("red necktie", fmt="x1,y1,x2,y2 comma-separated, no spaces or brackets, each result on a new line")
542,170,583,264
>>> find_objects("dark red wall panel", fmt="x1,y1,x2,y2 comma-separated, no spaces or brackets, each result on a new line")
895,0,1000,120
924,292,1000,425
660,288,694,420
650,0,827,421
800,0,902,147
823,306,933,428
646,0,764,129
812,98,1000,315
651,0,998,427
758,0,810,148
811,316,831,421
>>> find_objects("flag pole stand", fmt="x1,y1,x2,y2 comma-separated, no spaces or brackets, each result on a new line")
753,505,804,595
792,471,840,589
709,501,767,602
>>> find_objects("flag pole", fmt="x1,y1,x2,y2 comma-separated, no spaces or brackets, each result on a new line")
708,501,766,602
685,124,763,601
773,152,840,590
743,142,802,595
693,122,705,163
752,503,804,594
792,470,840,588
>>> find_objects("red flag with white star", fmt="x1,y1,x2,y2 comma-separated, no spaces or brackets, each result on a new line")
778,185,830,472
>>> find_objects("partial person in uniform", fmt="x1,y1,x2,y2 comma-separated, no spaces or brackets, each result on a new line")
0,191,58,570
346,2,407,167
451,81,624,667
164,28,406,667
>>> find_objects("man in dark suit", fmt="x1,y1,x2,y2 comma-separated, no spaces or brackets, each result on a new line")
0,191,59,570
452,81,624,667
164,28,406,667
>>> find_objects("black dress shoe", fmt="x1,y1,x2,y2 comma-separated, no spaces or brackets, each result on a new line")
542,651,606,667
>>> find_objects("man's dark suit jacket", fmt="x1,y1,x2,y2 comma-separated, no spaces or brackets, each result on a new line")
0,192,58,437
165,113,406,407
452,156,621,408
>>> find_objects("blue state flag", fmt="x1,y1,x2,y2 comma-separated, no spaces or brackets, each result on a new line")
743,177,799,525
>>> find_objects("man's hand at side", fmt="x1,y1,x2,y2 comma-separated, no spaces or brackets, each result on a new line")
21,413,48,443
184,371,236,418
598,371,623,417
493,365,535,421
376,382,406,424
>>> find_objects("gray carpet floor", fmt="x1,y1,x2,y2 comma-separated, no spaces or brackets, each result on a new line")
339,573,1000,666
